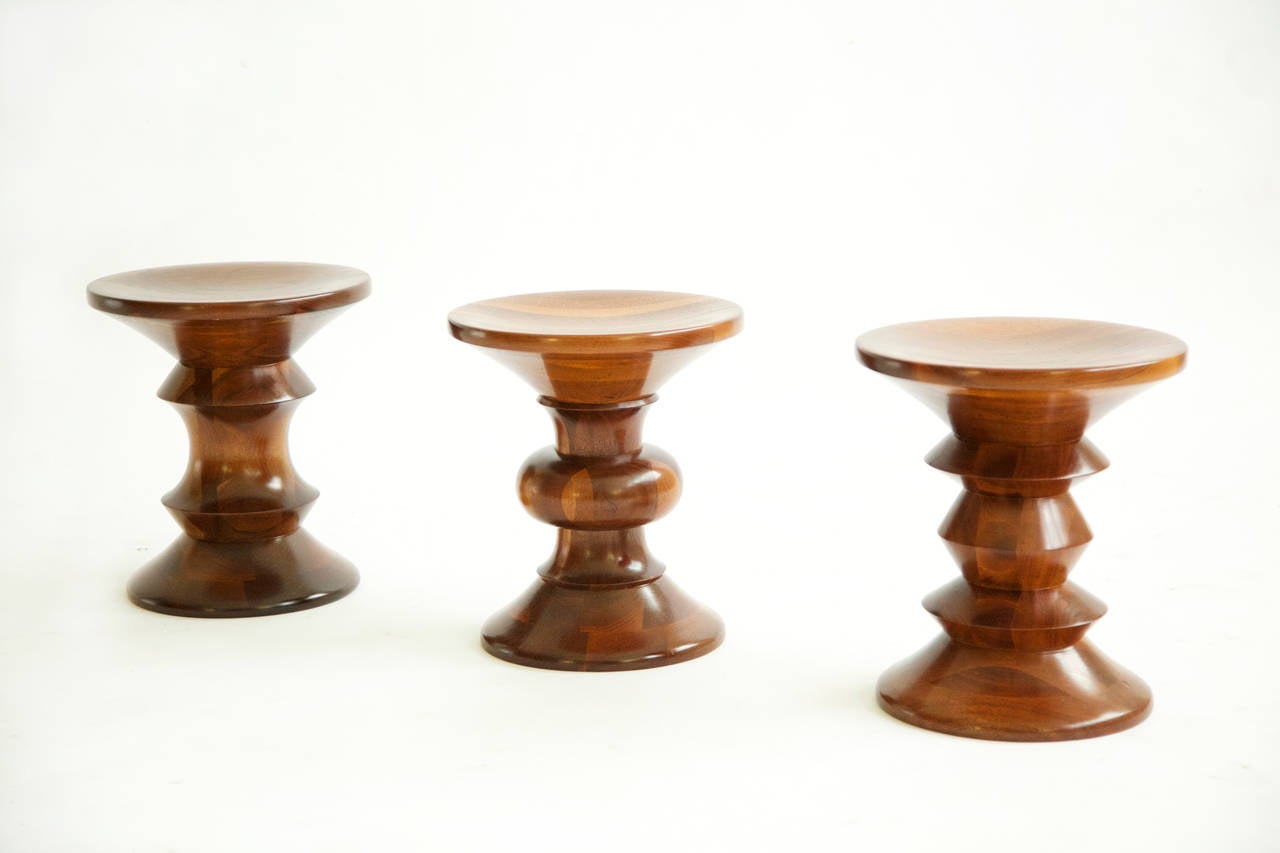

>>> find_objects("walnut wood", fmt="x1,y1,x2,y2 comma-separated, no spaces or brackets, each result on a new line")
857,317,1186,741
88,262,369,617
449,291,742,671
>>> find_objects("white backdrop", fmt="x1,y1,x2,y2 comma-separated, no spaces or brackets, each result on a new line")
2,1,1277,850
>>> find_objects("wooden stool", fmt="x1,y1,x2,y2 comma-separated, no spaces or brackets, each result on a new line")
88,262,370,617
857,318,1186,741
449,291,742,671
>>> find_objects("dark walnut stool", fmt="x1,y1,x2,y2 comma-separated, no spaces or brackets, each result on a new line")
857,317,1186,741
449,291,742,671
87,262,370,617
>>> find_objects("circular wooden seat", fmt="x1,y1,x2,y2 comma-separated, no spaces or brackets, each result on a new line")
88,261,370,320
448,290,742,354
857,317,1186,389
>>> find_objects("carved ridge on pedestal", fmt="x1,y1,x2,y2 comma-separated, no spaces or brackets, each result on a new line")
157,361,320,543
157,361,316,407
926,432,1105,648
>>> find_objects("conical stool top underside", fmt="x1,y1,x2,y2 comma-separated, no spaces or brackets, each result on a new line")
449,290,743,404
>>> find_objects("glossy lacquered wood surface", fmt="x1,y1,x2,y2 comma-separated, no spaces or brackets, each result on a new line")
858,317,1186,741
856,317,1186,388
88,262,368,617
450,290,742,671
448,290,742,353
88,261,370,320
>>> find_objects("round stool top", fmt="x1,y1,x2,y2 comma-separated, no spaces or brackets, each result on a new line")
857,317,1187,390
448,290,743,354
88,262,371,320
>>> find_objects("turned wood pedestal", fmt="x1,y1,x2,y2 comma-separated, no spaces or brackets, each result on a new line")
449,291,742,671
88,262,370,617
857,318,1186,741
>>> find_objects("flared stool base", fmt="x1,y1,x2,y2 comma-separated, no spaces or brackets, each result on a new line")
877,636,1153,742
481,575,724,672
127,529,359,618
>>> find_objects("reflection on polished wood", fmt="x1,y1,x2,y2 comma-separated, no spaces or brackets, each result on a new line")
857,317,1186,741
88,262,369,617
450,291,742,671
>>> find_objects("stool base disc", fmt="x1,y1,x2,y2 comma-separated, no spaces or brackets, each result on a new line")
877,635,1152,741
126,529,358,618
482,575,723,672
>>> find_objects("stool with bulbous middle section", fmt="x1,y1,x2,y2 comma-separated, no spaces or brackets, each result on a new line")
88,262,369,617
857,317,1186,740
449,291,742,671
